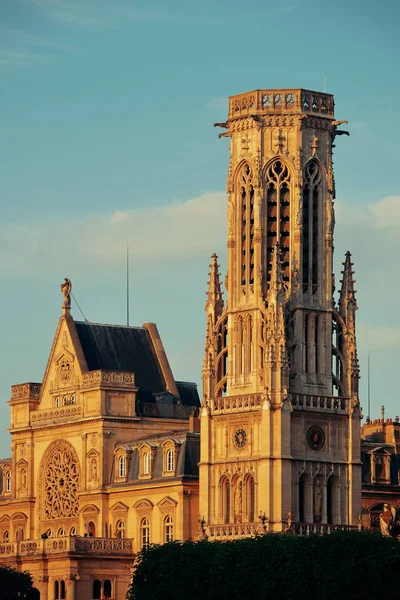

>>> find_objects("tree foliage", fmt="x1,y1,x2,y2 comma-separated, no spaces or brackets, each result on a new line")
0,565,33,599
127,532,400,600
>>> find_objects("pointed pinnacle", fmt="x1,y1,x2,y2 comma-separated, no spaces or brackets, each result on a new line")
268,242,285,297
205,253,224,314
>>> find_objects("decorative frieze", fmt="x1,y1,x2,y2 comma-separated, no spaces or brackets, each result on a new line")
31,405,82,423
81,370,135,389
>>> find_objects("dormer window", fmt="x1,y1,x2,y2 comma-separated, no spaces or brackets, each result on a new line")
162,441,179,477
6,471,11,493
166,449,174,472
143,452,150,475
118,456,126,478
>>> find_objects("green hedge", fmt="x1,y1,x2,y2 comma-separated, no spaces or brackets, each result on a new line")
127,532,400,600
0,565,33,599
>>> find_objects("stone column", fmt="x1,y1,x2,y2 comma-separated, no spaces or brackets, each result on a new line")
38,575,49,600
66,574,79,600
307,314,316,374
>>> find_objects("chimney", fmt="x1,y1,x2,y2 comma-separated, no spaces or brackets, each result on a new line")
189,410,200,433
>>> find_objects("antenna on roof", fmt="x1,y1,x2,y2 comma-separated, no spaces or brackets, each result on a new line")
126,243,130,326
367,351,371,420
71,291,89,323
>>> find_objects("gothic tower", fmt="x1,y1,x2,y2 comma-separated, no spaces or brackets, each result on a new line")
200,89,361,535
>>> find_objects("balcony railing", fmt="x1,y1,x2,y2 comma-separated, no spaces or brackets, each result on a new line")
0,537,134,558
228,89,334,119
211,393,263,414
291,394,349,413
204,522,358,541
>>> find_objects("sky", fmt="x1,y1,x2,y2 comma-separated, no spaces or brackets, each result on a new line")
0,0,399,457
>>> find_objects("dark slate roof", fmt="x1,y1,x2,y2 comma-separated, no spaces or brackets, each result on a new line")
75,322,166,395
176,382,200,407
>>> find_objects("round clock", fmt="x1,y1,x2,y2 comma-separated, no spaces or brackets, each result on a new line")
307,425,325,451
234,428,247,449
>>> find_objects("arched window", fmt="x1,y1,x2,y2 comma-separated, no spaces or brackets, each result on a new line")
70,394,76,405
46,528,54,538
140,517,150,549
221,478,230,524
118,455,126,478
60,580,65,600
87,521,96,537
239,164,254,286
57,527,66,537
70,526,77,536
266,160,291,283
54,580,59,600
302,161,321,294
55,396,60,408
166,449,174,472
164,515,174,543
115,519,125,538
3,530,9,542
62,395,68,406
143,452,150,475
6,471,11,493
93,580,101,600
16,528,24,541
104,580,112,599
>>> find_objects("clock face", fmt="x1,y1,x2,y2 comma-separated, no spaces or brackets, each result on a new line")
307,425,325,451
234,428,247,449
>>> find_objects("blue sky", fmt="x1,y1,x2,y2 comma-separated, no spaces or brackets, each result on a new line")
0,0,399,457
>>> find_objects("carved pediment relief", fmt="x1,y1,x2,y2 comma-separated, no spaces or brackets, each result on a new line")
55,349,75,387
110,501,129,513
157,496,178,509
80,504,100,515
133,499,154,511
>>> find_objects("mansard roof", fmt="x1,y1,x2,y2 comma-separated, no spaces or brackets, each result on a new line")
75,322,165,394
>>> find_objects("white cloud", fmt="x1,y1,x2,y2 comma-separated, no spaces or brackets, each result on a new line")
0,191,227,274
357,323,400,350
369,195,400,230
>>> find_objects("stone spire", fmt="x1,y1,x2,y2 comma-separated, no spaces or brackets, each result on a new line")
339,252,359,396
205,253,224,319
265,243,289,403
339,251,357,329
267,242,285,303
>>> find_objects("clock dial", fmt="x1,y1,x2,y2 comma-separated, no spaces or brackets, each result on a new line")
307,425,325,451
234,428,247,449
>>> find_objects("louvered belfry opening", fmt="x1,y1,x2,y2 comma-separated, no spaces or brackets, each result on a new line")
266,160,291,284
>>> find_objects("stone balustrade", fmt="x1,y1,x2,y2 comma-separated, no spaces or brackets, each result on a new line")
228,89,334,119
206,522,263,540
82,370,135,389
31,405,82,424
0,537,134,557
211,393,263,414
292,523,358,535
11,383,41,400
291,394,349,413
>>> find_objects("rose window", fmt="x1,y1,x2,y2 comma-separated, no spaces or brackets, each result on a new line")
43,442,80,519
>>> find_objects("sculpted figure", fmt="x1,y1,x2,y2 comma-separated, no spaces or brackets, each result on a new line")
313,478,322,523
61,278,72,309
380,503,395,536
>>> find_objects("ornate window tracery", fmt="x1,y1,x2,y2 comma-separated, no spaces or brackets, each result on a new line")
239,164,254,286
42,441,80,520
265,160,291,283
302,161,322,294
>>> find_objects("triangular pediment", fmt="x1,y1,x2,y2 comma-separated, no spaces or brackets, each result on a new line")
157,496,178,509
37,314,88,409
110,502,129,513
80,504,100,515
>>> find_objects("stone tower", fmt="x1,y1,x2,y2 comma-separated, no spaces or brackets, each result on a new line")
199,89,361,535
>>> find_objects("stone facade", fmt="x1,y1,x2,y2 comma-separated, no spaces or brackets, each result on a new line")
0,286,200,600
361,407,400,530
200,88,362,536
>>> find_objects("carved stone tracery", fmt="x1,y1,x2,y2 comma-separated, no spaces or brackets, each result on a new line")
42,441,80,520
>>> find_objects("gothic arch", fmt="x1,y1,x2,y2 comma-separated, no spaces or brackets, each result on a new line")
39,440,81,524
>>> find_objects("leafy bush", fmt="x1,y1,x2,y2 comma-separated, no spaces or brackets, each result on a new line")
127,532,400,600
0,565,33,599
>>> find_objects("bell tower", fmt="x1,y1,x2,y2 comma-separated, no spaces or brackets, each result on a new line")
199,89,361,535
